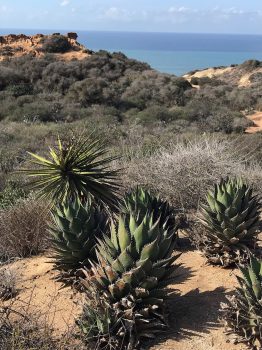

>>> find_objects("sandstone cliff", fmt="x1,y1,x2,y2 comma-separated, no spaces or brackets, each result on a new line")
0,32,92,61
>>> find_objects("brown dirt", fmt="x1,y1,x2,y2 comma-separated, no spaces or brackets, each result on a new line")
150,250,245,350
246,111,262,133
2,255,82,335
1,250,247,349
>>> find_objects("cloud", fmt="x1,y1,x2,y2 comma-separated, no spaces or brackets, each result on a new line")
60,0,70,7
95,4,262,27
100,7,139,21
168,7,194,14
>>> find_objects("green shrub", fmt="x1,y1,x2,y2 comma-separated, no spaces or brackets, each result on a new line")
41,35,71,53
0,181,26,209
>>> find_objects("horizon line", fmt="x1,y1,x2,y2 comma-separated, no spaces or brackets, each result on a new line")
0,27,262,37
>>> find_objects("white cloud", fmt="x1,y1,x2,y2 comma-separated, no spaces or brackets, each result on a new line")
95,5,262,31
168,7,193,14
101,7,137,21
60,0,70,7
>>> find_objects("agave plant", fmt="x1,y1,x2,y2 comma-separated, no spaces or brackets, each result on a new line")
78,295,128,350
120,187,176,233
195,177,261,266
20,136,120,209
221,257,262,349
49,197,108,284
79,212,179,349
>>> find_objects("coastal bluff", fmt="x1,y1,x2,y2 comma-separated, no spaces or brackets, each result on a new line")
0,32,92,61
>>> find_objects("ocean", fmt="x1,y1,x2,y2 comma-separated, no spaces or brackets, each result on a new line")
1,29,262,76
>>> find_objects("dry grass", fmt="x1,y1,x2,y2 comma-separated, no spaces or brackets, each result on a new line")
0,267,18,301
0,199,51,261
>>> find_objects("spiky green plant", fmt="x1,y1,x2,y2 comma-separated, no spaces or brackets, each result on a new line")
79,212,179,349
221,257,262,349
78,295,127,350
196,177,261,266
120,187,176,233
49,198,108,284
20,136,120,209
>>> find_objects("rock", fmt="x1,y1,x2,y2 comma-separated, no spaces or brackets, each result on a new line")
67,32,78,40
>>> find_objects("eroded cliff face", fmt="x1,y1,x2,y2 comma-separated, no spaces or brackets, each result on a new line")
0,32,92,61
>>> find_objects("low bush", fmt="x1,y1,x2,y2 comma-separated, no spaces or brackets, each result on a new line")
0,181,26,209
41,35,71,53
0,199,50,260
120,137,262,209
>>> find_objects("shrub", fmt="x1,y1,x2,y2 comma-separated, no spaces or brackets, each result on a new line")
0,199,50,260
120,137,262,209
0,181,26,209
41,35,71,53
136,105,175,124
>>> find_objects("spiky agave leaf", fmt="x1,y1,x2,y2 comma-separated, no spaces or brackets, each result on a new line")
120,187,177,233
49,196,108,285
79,212,179,348
78,292,167,350
195,177,261,266
221,257,262,349
19,135,121,209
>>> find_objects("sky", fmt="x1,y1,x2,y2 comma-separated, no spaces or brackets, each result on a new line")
0,0,262,34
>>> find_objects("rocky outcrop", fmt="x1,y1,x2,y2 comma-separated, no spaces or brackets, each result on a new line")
67,32,78,40
0,33,91,61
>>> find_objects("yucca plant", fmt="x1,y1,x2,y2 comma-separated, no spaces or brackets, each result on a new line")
120,187,176,233
20,135,120,209
221,257,262,349
195,177,261,266
79,212,179,349
49,197,108,285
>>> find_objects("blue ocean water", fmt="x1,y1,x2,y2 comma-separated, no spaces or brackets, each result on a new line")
1,29,262,76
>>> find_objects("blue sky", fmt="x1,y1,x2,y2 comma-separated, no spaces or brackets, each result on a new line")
0,0,262,34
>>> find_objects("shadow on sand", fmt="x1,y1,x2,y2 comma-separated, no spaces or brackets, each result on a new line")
144,285,227,349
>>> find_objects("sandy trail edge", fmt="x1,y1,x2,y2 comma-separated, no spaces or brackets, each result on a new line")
246,111,262,133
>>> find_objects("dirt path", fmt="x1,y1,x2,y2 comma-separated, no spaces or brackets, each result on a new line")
246,111,262,133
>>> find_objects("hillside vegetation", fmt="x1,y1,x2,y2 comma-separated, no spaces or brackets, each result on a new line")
0,34,262,350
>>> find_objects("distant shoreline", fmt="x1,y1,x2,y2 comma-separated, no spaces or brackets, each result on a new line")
0,30,262,75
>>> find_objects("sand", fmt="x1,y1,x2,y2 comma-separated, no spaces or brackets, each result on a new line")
246,111,262,133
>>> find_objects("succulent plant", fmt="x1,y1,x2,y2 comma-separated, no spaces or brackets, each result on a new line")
20,135,120,209
121,187,176,233
49,197,108,284
196,177,261,266
221,257,262,349
80,212,179,349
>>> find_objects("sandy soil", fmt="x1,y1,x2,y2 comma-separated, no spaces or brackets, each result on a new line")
184,66,262,88
2,255,82,335
150,250,245,350
1,250,248,349
246,111,262,133
183,67,234,81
